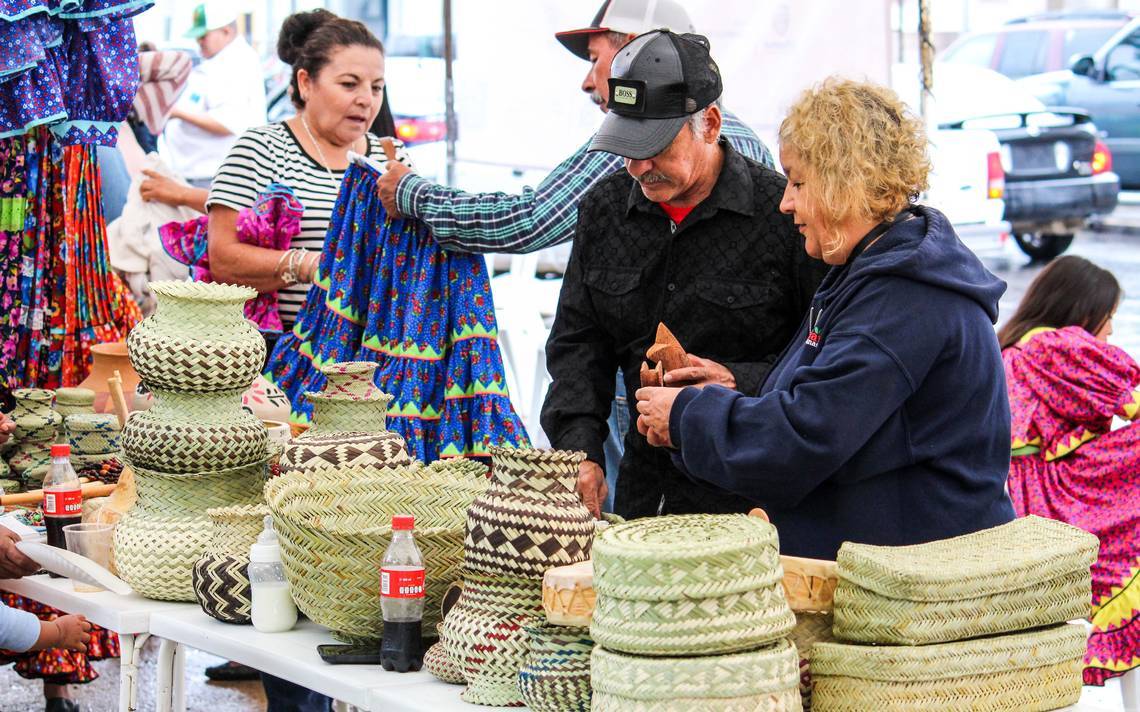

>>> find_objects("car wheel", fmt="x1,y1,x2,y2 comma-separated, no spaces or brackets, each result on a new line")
1012,232,1074,262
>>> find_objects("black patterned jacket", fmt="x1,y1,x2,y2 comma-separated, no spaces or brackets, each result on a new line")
541,142,827,518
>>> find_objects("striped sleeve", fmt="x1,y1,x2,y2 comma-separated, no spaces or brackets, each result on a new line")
206,127,278,212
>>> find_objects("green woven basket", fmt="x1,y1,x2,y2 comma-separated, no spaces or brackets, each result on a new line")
114,459,267,601
121,390,268,473
832,516,1098,645
11,389,54,419
66,414,121,455
264,461,489,641
591,638,802,711
591,514,794,656
517,625,593,712
810,622,1085,711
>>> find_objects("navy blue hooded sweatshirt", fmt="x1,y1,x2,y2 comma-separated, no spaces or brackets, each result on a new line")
668,206,1015,559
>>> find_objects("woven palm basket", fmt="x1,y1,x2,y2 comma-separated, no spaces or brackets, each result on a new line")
54,387,95,417
280,430,411,472
192,504,269,624
789,612,836,711
591,514,794,656
423,641,465,684
127,281,265,393
264,461,489,641
810,622,1086,711
121,390,268,473
11,389,54,419
833,516,1098,645
114,459,267,601
591,638,803,711
65,414,121,455
517,625,592,712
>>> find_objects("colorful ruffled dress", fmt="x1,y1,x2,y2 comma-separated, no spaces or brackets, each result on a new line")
0,0,150,144
265,162,529,462
1003,325,1140,685
159,183,304,333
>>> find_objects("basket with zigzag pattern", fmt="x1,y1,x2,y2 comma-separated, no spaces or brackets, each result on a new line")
264,461,489,641
591,638,802,711
832,516,1098,645
192,504,268,624
591,513,794,656
517,625,593,712
810,622,1085,711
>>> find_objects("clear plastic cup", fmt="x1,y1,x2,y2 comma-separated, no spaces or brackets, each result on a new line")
62,523,115,592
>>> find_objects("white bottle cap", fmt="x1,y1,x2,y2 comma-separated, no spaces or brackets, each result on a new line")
250,515,283,563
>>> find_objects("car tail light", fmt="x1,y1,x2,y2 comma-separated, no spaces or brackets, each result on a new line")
986,151,1005,200
1092,140,1112,175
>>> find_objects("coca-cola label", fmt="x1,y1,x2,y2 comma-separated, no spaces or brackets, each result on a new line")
381,567,425,599
43,488,82,517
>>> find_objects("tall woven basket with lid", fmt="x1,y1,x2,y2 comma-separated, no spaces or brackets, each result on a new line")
437,447,595,707
192,504,269,624
299,361,393,436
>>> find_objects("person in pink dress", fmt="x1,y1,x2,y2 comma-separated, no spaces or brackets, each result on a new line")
998,255,1140,686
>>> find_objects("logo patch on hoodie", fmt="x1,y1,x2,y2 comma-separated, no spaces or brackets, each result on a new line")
805,307,823,348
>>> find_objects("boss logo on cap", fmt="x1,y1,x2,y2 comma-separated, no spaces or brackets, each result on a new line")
613,85,638,105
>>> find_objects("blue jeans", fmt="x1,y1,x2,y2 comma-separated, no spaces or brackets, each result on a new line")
602,373,628,513
261,673,332,712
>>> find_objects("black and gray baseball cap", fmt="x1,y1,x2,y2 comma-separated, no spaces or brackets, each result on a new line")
588,30,722,160
555,0,694,60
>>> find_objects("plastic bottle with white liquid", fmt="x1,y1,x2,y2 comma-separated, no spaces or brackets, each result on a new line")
248,515,297,633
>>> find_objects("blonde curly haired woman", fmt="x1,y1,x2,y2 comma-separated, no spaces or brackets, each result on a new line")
635,77,1015,559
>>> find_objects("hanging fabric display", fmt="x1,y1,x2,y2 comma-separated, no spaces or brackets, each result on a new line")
0,0,150,145
0,128,141,388
159,183,304,333
265,162,529,462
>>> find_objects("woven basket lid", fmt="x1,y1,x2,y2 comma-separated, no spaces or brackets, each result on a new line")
836,516,1098,602
55,387,95,405
591,638,799,700
149,280,256,304
593,513,782,600
65,413,122,433
811,622,1085,682
281,431,410,472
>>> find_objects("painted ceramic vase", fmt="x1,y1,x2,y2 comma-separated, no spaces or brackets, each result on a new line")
126,281,264,393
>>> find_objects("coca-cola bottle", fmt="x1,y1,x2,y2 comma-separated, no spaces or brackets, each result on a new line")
380,513,425,672
43,444,82,565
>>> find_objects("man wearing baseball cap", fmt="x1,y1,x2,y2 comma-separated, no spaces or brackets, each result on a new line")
160,1,266,187
375,0,771,513
541,30,826,519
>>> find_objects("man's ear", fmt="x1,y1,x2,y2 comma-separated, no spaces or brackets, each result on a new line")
704,105,723,144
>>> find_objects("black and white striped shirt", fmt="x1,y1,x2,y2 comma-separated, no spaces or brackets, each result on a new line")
206,121,412,327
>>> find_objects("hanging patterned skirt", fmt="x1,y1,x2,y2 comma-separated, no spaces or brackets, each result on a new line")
265,163,528,462
0,593,119,683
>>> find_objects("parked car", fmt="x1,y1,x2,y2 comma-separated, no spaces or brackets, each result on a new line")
892,65,1012,264
899,63,1120,262
1018,16,1140,188
940,11,1129,80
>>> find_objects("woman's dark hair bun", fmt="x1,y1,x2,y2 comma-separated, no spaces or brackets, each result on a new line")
277,8,336,66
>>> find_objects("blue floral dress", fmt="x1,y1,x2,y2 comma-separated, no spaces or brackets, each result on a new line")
266,162,529,462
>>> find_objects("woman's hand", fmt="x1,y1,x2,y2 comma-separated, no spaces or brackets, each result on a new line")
0,412,13,445
664,354,736,388
0,526,39,579
139,170,207,213
635,386,683,449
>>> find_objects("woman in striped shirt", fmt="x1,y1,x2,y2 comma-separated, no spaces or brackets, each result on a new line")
206,9,411,332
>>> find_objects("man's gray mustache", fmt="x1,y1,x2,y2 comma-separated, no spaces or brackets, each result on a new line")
637,173,670,185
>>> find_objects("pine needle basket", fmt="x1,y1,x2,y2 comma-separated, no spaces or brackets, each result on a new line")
809,622,1086,711
833,515,1098,645
591,513,794,656
591,638,803,711
264,461,490,641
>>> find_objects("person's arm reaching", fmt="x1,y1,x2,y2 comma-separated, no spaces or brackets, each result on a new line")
388,138,623,254
169,107,232,137
540,214,620,516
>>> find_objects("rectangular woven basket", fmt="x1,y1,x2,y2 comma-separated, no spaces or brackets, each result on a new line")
832,516,1097,644
810,623,1086,711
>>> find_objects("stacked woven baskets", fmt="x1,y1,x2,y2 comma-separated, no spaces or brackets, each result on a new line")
590,514,802,710
115,281,270,602
65,414,120,470
429,447,595,707
7,388,61,485
53,387,96,418
810,515,1098,711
